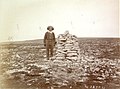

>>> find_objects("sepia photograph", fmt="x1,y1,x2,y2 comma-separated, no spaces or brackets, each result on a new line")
0,0,120,89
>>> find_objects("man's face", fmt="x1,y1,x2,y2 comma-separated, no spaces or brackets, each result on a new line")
49,27,53,31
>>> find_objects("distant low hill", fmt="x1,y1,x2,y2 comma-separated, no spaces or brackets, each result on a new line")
0,38,119,45
0,39,43,45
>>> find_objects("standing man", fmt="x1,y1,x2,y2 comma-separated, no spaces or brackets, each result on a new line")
44,26,56,60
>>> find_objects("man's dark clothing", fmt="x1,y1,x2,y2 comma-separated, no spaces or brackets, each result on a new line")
44,32,56,60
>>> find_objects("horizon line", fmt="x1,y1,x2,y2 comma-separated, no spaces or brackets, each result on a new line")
0,36,119,43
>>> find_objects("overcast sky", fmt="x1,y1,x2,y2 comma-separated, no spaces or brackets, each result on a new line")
0,0,119,42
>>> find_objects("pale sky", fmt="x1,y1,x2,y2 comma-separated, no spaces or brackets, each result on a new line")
0,0,119,42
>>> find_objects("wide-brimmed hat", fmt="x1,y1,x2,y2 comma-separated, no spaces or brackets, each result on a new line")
47,26,54,30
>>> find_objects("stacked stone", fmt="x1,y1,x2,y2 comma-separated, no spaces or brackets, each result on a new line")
48,31,86,87
55,31,81,62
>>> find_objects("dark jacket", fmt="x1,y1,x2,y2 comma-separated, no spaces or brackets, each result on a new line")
44,32,56,46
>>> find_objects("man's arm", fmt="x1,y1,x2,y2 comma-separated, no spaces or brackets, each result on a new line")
53,33,55,40
44,32,47,46
53,32,56,45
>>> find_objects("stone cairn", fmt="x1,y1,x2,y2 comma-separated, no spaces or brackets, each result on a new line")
54,31,81,62
48,31,86,87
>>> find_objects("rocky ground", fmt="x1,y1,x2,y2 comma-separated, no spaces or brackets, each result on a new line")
0,36,120,89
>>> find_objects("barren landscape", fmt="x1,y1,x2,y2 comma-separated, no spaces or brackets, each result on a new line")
0,38,120,89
